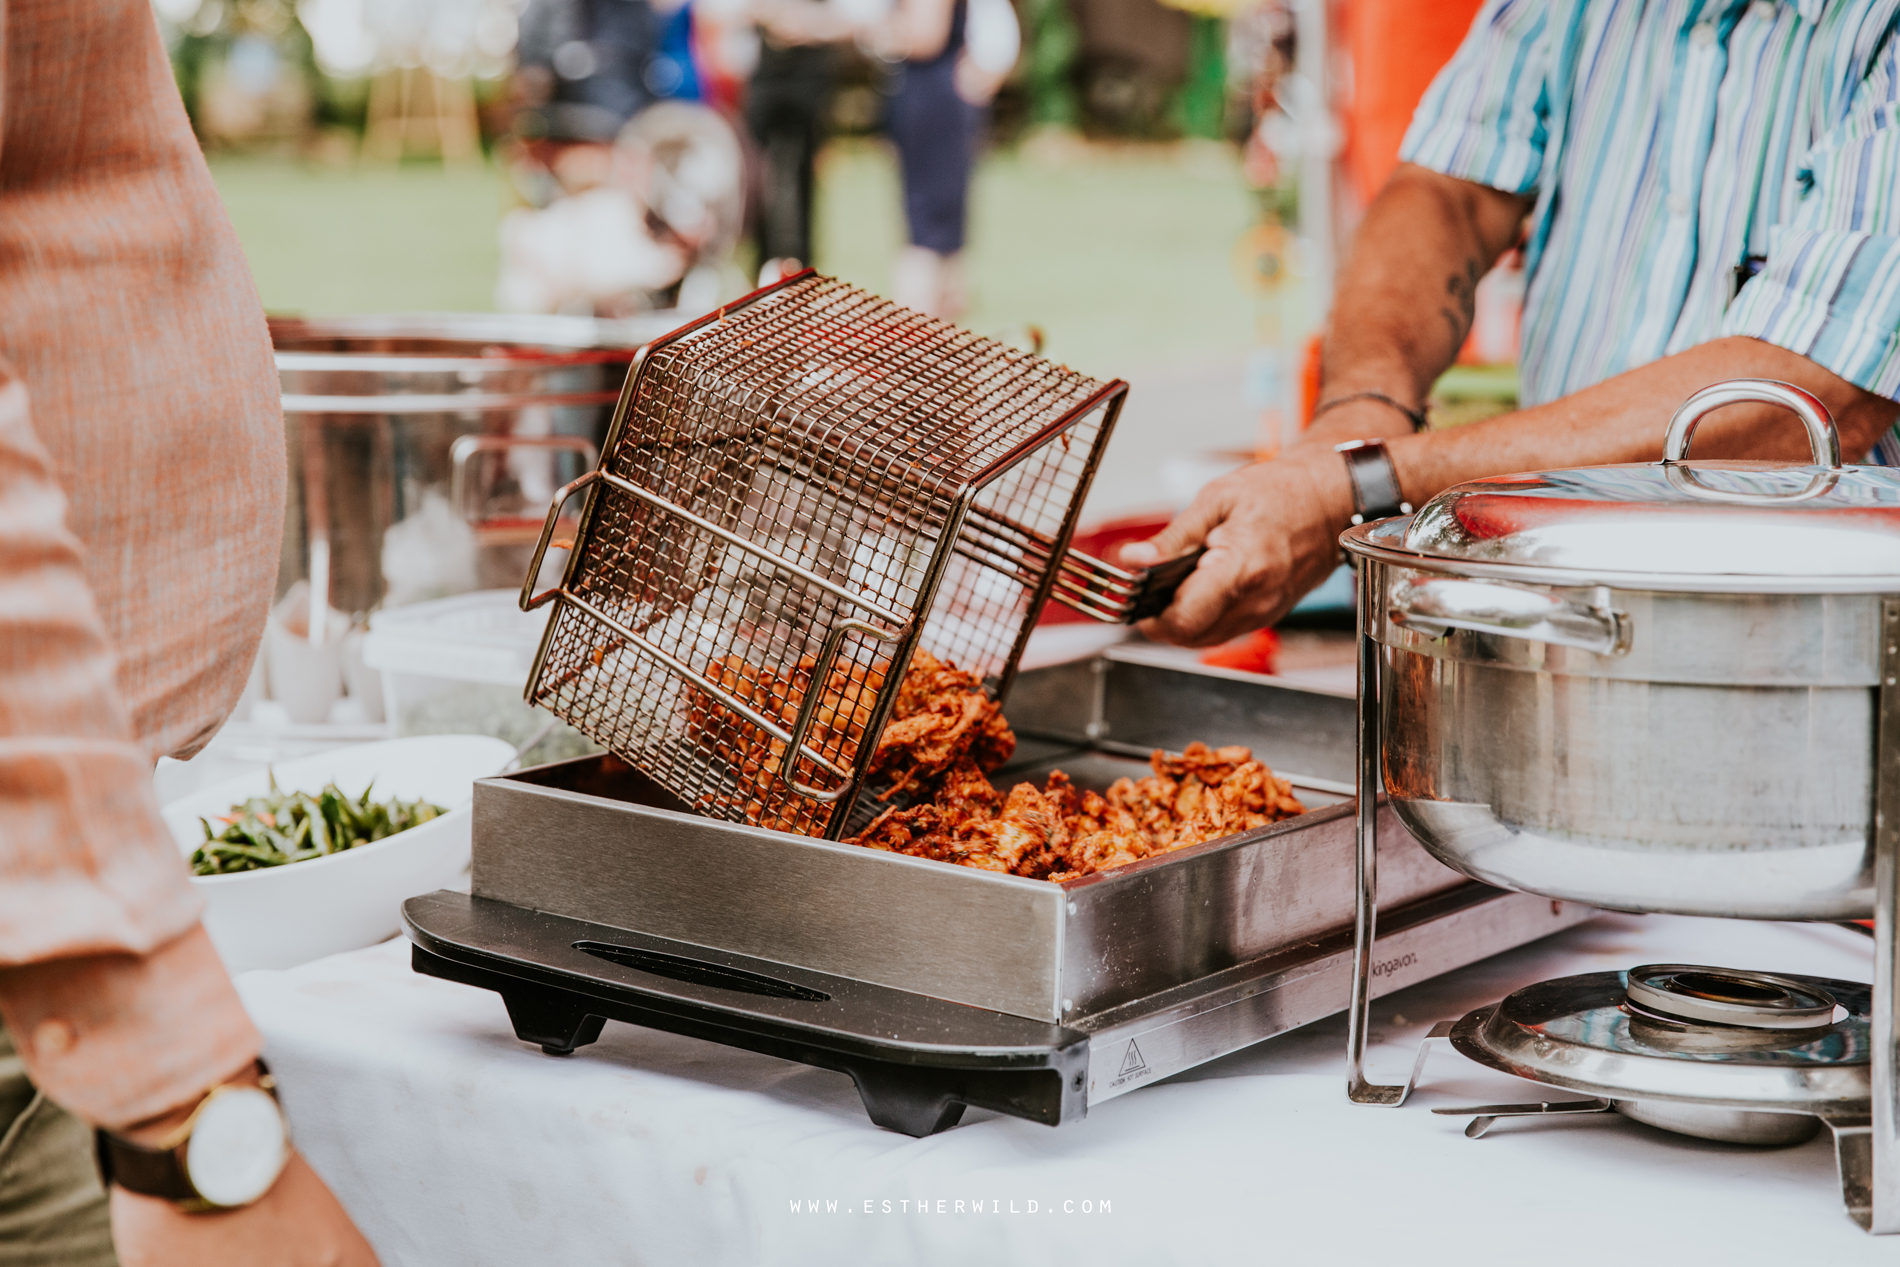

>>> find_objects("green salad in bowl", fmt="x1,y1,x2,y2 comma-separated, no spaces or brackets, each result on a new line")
193,777,447,876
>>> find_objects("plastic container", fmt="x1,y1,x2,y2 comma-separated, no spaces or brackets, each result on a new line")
361,590,598,767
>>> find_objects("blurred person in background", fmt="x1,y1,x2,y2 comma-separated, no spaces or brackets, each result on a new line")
508,0,665,217
874,0,1016,318
505,0,752,315
0,1,381,1264
515,0,665,143
746,0,1015,308
1129,0,1900,647
747,0,845,283
651,0,708,101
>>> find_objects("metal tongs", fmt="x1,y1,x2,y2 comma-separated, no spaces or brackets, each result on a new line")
955,503,1205,625
1054,545,1206,623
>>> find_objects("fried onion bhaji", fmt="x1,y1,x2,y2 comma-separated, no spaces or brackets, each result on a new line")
692,648,1006,832
694,646,1303,877
689,650,890,833
847,722,1305,882
865,651,1014,794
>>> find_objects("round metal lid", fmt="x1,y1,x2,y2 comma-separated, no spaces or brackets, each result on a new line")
1358,381,1900,592
1448,969,1871,1113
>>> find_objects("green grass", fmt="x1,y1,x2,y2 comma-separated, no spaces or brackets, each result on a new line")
815,138,1257,377
208,137,1258,376
208,157,508,314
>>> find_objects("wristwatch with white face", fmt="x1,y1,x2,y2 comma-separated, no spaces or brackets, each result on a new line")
95,1064,290,1211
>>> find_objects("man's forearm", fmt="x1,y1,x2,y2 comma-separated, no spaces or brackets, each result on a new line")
1302,165,1532,449
1386,335,1900,503
0,367,259,1132
1132,332,1899,649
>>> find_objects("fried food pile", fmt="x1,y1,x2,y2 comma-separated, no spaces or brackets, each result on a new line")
691,650,889,832
847,656,1305,881
865,649,1014,793
693,646,1306,877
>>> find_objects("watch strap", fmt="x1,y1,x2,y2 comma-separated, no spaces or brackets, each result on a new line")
1336,438,1413,525
96,1132,199,1204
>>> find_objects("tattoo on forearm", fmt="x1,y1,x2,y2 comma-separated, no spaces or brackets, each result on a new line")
1439,257,1483,353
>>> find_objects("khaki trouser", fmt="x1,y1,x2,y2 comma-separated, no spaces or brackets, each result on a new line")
0,1024,117,1267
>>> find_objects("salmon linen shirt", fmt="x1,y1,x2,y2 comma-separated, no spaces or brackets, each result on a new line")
0,0,282,1128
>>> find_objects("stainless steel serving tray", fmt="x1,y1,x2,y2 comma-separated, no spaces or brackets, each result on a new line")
471,648,1478,1023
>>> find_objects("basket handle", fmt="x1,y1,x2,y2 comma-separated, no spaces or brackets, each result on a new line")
1051,546,1207,623
522,467,910,627
776,618,905,801
520,470,601,612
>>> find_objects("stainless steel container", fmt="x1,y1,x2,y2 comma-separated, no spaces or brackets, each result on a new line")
469,651,1479,1021
410,648,1595,1137
1340,380,1900,1233
1340,380,1900,921
271,312,677,618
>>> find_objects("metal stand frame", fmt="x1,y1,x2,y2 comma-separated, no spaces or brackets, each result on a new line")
1347,559,1409,1105
1865,596,1900,1230
1343,583,1900,1232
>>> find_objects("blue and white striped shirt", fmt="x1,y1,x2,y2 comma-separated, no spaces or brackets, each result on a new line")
1400,0,1900,458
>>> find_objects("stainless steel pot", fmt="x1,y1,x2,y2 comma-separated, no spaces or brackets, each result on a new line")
271,312,679,621
1340,379,1900,921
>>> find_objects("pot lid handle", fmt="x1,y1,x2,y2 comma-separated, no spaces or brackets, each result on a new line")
1662,378,1842,469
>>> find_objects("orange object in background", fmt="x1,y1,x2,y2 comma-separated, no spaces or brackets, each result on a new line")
1200,628,1281,675
1337,0,1486,208
1299,332,1323,427
1287,0,1487,435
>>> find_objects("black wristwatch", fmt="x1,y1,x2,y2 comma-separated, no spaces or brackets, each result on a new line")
96,1062,289,1211
1335,438,1413,525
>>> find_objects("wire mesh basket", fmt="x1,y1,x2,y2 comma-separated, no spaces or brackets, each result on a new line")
518,272,1186,838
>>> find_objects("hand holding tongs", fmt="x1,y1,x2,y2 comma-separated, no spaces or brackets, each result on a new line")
957,502,1204,625
1051,545,1208,624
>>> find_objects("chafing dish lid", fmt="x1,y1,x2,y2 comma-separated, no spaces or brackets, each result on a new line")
1400,461,1900,579
1389,379,1900,584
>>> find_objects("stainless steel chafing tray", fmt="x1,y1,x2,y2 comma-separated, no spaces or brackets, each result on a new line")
405,649,1597,1133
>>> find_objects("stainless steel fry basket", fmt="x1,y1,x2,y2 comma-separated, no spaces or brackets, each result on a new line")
518,272,1176,838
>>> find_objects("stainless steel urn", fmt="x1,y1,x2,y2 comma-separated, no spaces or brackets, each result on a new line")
1340,380,1900,920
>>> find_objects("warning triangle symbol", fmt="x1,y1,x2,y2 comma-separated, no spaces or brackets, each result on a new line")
1119,1039,1148,1077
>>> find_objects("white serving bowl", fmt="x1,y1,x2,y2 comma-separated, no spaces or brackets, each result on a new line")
161,735,516,973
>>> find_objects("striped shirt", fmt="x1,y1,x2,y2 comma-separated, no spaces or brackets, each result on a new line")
1400,0,1900,459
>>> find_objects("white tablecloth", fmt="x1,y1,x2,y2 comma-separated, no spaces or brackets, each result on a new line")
237,914,1885,1266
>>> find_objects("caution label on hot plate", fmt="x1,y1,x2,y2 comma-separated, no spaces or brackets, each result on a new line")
1111,1039,1149,1087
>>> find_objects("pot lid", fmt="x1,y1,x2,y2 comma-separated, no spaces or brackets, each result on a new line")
1391,380,1900,587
